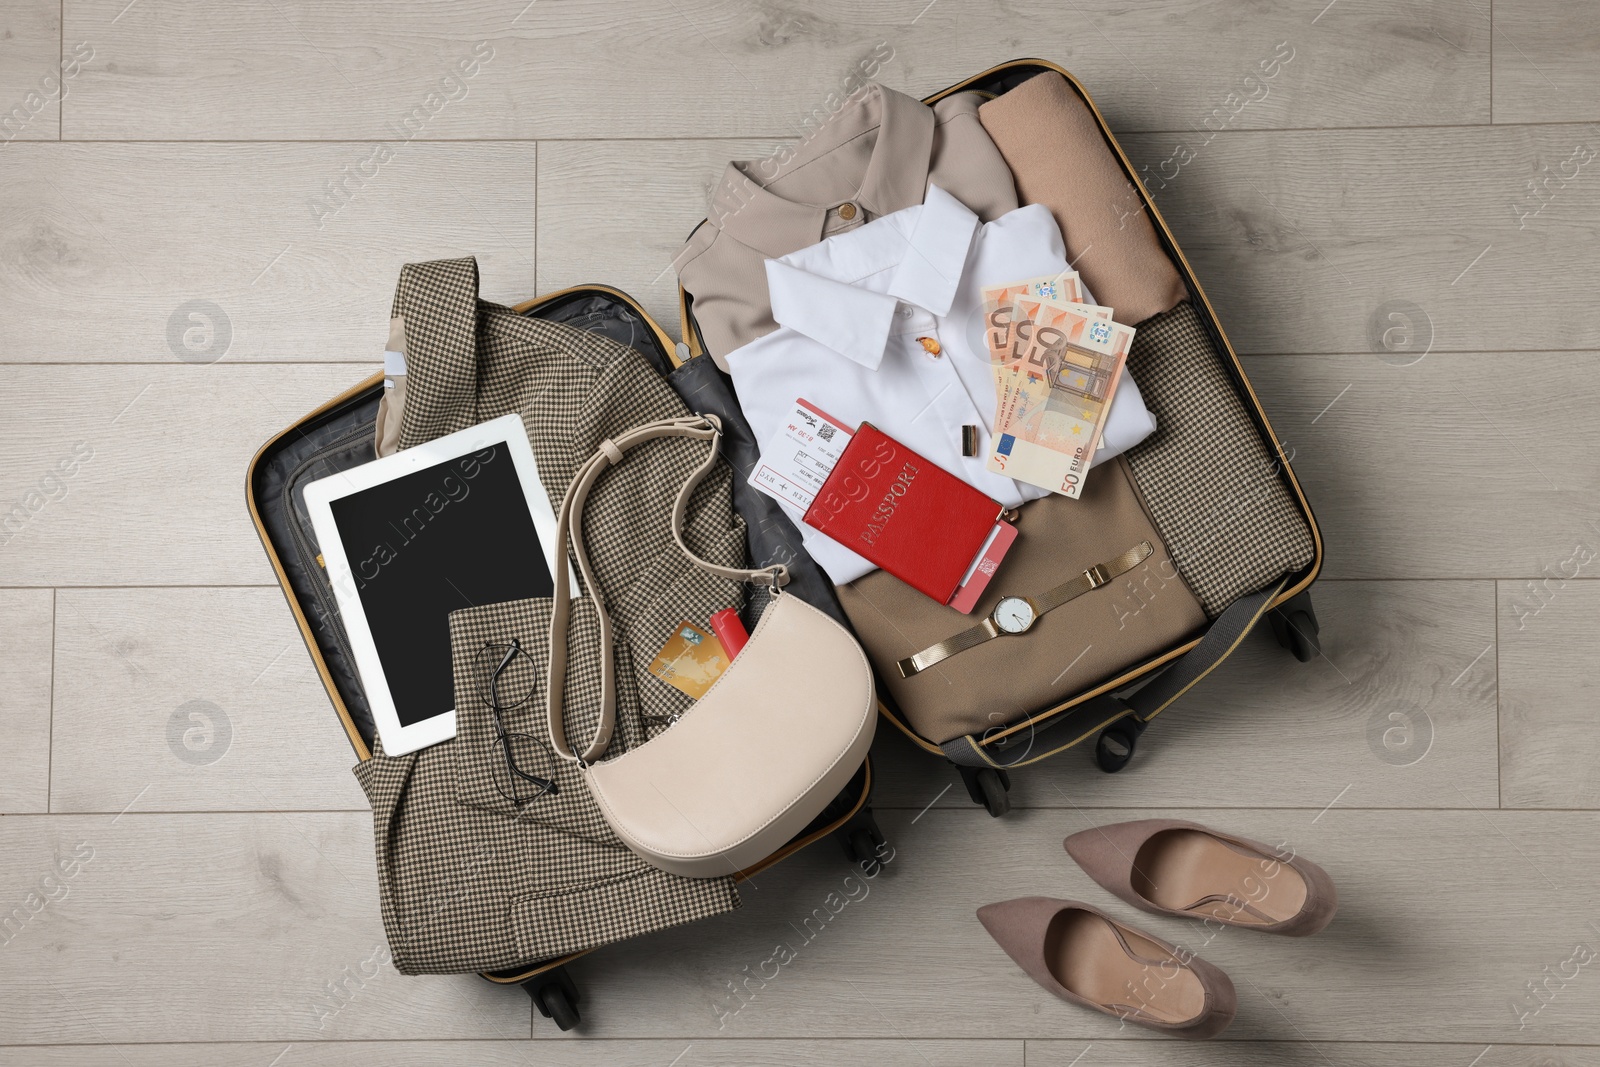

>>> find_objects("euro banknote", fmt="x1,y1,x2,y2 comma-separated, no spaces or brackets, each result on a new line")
981,279,1135,499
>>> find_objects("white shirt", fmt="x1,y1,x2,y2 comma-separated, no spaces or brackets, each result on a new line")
725,185,1158,584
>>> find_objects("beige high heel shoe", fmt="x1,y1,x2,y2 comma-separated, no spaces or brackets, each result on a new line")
976,897,1236,1039
1064,819,1338,936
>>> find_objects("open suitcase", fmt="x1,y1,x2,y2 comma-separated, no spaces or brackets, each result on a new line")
675,59,1326,816
246,284,886,1031
247,55,1323,1030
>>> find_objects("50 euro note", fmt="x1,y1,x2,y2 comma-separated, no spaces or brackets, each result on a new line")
978,270,1104,357
978,271,1104,355
1009,269,1090,306
979,273,1112,438
986,296,1135,499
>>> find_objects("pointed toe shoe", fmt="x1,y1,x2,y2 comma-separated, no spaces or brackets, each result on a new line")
1064,819,1337,936
976,896,1236,1039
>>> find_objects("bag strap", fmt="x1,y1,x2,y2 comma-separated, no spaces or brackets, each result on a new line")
546,414,789,764
938,576,1288,770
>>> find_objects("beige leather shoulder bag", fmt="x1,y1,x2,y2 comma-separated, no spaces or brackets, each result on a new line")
546,414,877,879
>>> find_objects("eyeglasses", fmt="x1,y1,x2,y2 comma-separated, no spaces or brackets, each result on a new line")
474,639,560,805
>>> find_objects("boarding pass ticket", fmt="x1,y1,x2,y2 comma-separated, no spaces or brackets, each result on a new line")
748,399,854,512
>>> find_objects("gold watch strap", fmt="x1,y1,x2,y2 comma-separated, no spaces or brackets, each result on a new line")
1035,540,1153,614
897,540,1155,679
897,617,1001,678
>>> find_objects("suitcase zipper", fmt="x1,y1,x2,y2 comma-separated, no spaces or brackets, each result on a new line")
280,425,374,674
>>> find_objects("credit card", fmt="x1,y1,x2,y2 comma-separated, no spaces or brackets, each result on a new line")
647,621,732,700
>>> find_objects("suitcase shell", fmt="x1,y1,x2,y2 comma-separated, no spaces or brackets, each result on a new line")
245,283,885,1030
674,59,1325,812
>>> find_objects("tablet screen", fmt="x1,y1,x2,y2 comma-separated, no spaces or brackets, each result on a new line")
327,443,554,727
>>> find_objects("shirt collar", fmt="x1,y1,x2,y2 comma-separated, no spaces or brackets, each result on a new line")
707,83,936,260
766,185,980,370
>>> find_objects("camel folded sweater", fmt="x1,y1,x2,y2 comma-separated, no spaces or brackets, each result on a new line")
979,71,1187,326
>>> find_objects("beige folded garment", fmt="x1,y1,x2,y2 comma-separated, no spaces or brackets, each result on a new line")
979,71,1188,326
837,457,1207,745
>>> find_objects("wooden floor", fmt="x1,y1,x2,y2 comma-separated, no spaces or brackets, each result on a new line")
3,0,1599,1062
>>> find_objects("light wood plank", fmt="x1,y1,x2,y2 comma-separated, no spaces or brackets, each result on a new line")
61,0,1487,140
2,1042,1593,1066
0,0,61,143
0,1040,1023,1065
1500,578,1600,809
0,588,54,813
0,813,531,1042
869,581,1500,811
0,364,368,586
50,588,365,813
566,808,1600,1043
1242,351,1600,579
538,138,785,335
1117,125,1600,354
0,143,537,363
1493,0,1600,124
1029,1041,1600,1066
7,809,1600,1044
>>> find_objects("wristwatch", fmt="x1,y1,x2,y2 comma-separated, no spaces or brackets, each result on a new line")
897,541,1154,678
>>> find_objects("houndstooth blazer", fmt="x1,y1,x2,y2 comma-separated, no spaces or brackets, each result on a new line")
353,257,750,975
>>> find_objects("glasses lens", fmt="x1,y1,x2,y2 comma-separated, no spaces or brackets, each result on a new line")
477,641,538,711
490,732,559,804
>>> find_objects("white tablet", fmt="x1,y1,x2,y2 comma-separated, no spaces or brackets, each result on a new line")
303,413,574,756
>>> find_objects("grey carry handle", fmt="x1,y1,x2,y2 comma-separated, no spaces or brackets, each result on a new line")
939,576,1289,771
546,414,789,764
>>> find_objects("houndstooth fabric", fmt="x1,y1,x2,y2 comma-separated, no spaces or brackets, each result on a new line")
1122,301,1315,617
355,257,749,975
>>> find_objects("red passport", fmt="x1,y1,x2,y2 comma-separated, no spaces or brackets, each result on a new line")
803,424,1006,606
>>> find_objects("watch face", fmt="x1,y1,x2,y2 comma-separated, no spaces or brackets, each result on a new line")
993,596,1036,634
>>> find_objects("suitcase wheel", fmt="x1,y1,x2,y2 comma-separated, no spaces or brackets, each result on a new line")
837,807,889,872
525,966,582,1031
957,765,1012,818
1094,718,1146,774
1269,592,1321,664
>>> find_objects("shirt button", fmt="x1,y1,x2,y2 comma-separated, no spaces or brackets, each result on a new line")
838,202,858,221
